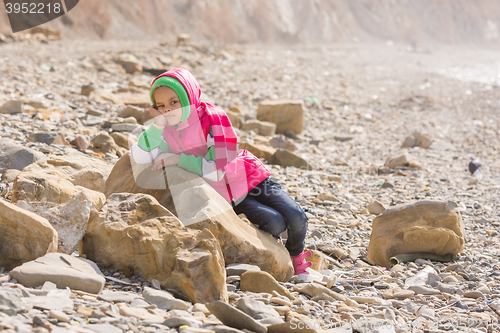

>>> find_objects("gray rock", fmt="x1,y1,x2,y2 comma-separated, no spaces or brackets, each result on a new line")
426,272,442,287
269,149,312,169
226,263,261,277
168,309,192,317
214,325,247,333
163,317,200,328
28,132,66,145
23,293,73,312
98,290,140,303
0,288,25,315
436,282,457,294
111,123,140,132
0,100,22,114
0,140,45,173
407,285,441,295
142,287,190,310
236,296,281,320
206,301,267,333
10,253,105,294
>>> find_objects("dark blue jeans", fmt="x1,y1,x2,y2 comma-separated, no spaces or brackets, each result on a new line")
233,177,308,256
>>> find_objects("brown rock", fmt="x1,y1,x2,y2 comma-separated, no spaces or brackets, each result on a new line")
118,105,147,124
12,171,105,211
167,165,294,282
74,135,90,150
402,131,433,149
16,191,93,254
242,120,276,136
293,283,357,307
111,132,134,149
367,201,465,267
0,100,22,114
116,92,150,108
367,200,386,215
0,199,58,270
384,154,409,168
177,34,190,46
90,132,120,156
91,91,122,104
269,149,312,170
229,105,245,114
103,152,176,213
257,100,304,134
81,85,94,97
115,56,143,74
269,135,297,152
240,271,295,300
81,193,227,303
22,154,113,193
239,142,276,160
305,250,328,271
226,110,243,129
105,155,293,281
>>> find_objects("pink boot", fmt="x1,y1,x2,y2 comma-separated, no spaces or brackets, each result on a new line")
291,250,312,282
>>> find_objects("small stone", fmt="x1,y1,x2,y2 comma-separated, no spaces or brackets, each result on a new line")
48,310,70,322
0,100,22,114
407,285,441,295
385,154,409,168
367,200,385,215
270,296,292,306
463,290,484,299
382,288,415,299
206,301,267,333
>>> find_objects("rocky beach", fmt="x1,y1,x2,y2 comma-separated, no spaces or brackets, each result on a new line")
0,26,500,333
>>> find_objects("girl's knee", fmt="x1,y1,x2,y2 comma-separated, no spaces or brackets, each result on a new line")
261,212,287,237
285,205,308,229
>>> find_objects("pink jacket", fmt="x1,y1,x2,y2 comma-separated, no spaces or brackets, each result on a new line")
157,69,271,203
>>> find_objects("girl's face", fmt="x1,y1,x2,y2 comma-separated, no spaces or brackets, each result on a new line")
153,86,183,126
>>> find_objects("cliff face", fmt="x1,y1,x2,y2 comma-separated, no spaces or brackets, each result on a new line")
1,0,500,45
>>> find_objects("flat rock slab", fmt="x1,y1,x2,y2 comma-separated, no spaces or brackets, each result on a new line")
9,253,105,294
142,286,189,310
98,290,140,303
22,294,73,312
206,300,267,333
226,263,261,277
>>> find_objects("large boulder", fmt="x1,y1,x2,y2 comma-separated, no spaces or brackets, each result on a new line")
164,166,294,282
103,152,175,213
257,100,304,135
0,140,45,173
81,193,227,304
16,191,94,254
12,171,105,211
367,201,465,267
22,154,113,192
104,154,294,282
0,199,58,270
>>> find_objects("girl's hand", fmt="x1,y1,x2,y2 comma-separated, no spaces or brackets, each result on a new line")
152,152,181,171
149,105,168,127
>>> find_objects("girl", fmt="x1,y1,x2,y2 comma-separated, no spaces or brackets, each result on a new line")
130,68,312,281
